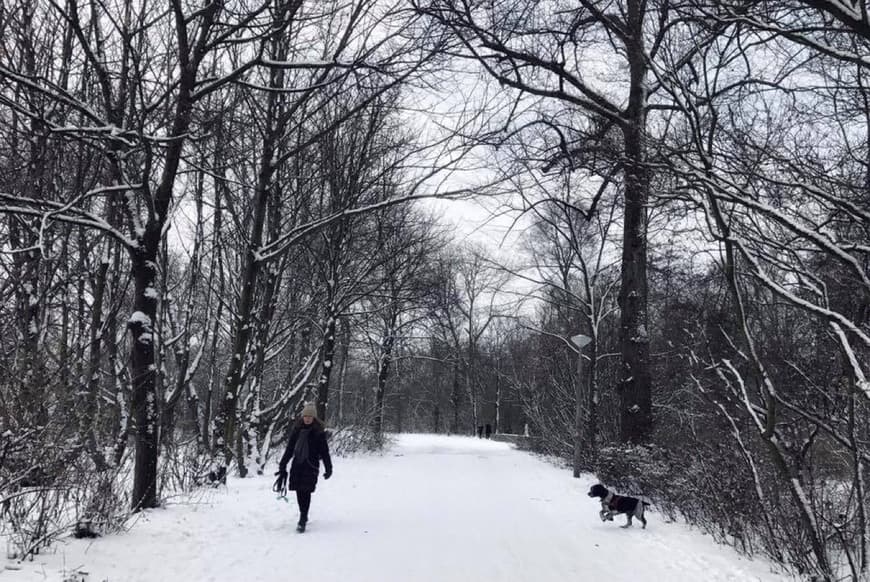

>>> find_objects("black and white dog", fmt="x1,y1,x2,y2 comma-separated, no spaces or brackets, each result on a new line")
588,483,648,529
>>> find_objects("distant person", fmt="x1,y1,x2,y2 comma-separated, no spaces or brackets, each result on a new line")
477,425,484,438
274,402,332,533
484,424,492,439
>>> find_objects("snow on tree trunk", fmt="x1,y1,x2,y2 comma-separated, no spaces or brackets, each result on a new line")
316,313,338,423
238,378,261,479
129,254,160,510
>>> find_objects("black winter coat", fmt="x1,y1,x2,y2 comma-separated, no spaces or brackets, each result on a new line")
278,421,332,493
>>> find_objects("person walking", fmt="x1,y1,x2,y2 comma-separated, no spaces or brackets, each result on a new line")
274,402,332,532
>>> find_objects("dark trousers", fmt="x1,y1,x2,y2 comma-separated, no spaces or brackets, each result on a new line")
296,490,311,523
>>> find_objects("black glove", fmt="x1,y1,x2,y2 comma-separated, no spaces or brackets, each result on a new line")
323,469,332,480
272,469,288,494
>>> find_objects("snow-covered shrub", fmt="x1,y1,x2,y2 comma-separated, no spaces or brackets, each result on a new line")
1,426,132,560
1,422,71,560
327,425,390,456
595,440,783,556
159,432,214,493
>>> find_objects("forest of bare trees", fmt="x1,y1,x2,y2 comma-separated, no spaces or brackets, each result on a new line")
1,0,869,580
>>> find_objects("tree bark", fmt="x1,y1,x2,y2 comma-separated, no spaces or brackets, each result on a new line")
336,317,350,427
316,311,338,422
617,0,653,444
82,245,110,471
450,363,461,434
373,318,396,439
129,237,161,510
585,338,599,463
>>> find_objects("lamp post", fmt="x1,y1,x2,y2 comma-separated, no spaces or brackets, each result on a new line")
571,333,591,478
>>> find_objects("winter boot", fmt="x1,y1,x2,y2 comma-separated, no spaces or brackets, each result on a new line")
296,521,306,533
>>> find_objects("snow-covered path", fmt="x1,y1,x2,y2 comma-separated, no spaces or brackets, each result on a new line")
11,434,793,581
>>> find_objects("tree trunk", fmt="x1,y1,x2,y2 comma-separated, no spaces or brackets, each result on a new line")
125,0,219,507
494,356,501,435
373,320,396,439
617,0,652,444
336,317,350,427
450,364,461,434
586,338,599,464
202,151,226,453
108,249,128,467
214,5,289,467
848,377,868,575
129,243,160,510
215,129,276,468
239,251,282,476
573,345,584,478
82,244,110,471
316,311,338,422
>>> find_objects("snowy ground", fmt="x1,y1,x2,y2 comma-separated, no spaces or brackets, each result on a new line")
7,434,795,582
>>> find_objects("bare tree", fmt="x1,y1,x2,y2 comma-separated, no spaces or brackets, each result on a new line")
413,0,684,443
509,188,621,464
363,206,442,440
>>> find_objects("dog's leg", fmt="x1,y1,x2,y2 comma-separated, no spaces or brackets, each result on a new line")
621,515,633,528
634,503,647,529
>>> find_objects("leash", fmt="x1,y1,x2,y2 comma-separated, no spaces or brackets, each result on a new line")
272,470,288,501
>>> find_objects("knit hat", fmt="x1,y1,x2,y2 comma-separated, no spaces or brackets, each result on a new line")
301,402,318,418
